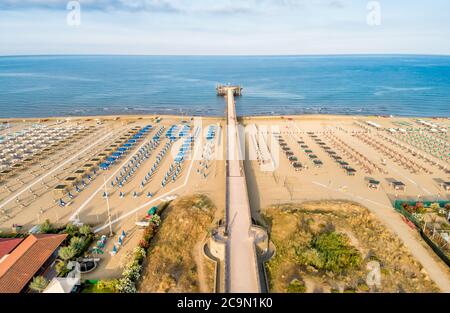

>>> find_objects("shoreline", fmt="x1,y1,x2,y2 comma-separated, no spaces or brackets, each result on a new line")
1,113,449,123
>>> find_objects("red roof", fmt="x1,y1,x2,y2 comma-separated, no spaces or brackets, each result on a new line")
0,238,23,259
0,234,67,293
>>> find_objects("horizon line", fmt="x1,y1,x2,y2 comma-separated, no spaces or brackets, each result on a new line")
1,53,450,58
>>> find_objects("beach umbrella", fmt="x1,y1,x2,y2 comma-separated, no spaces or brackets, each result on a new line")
91,247,104,255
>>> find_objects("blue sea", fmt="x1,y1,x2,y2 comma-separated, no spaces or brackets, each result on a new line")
0,55,449,118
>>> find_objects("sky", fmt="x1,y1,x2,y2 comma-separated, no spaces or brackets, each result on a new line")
0,0,449,55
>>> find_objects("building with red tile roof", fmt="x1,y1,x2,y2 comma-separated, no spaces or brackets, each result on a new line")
0,238,23,259
0,234,67,293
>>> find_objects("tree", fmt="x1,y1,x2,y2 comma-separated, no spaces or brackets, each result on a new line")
29,276,49,293
40,219,53,234
69,236,85,253
55,260,67,275
79,224,91,236
64,223,78,237
58,246,76,261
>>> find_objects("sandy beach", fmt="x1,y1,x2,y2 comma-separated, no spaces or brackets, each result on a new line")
1,113,449,291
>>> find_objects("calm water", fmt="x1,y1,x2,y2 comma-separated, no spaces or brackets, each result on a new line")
0,55,449,118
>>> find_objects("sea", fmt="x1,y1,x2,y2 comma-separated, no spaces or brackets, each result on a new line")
0,55,449,118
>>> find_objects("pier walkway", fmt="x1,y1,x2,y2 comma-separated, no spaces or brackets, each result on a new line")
224,87,261,293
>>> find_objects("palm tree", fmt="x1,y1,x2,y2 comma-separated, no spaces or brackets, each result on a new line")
69,236,85,252
29,276,49,293
79,224,91,236
64,223,78,237
58,246,76,261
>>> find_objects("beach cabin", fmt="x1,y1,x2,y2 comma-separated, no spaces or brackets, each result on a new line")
33,152,44,160
74,169,86,180
53,184,68,199
90,158,101,166
97,153,108,162
11,163,23,172
442,182,450,192
83,163,96,173
346,168,356,176
64,176,79,188
0,169,13,179
292,162,302,171
103,148,114,156
391,181,406,191
285,151,294,157
23,157,34,165
313,159,323,167
368,179,380,190
42,147,54,155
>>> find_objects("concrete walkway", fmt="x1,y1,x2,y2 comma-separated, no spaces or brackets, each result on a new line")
225,88,260,293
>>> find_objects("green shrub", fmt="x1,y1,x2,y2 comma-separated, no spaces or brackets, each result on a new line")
116,277,137,293
133,247,146,264
40,219,54,234
297,231,362,273
29,276,49,293
97,279,119,292
296,248,324,269
287,279,306,293
58,246,77,261
64,223,79,237
79,224,92,236
69,236,85,252
55,260,67,275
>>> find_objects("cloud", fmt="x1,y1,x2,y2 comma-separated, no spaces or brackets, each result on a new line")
0,0,345,14
0,0,181,12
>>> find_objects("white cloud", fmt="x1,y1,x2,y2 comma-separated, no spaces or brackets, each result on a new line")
0,0,346,13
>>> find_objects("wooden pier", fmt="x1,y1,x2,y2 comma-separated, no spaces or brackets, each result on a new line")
216,85,243,97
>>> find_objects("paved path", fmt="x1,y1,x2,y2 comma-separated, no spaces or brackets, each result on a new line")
225,88,260,293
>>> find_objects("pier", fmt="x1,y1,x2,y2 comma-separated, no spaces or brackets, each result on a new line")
216,85,243,97
221,85,261,293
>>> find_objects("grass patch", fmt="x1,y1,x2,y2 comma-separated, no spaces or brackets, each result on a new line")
297,232,362,273
264,201,439,293
138,194,216,292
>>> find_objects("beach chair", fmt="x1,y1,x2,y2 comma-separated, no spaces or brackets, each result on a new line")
57,199,67,207
110,245,117,256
